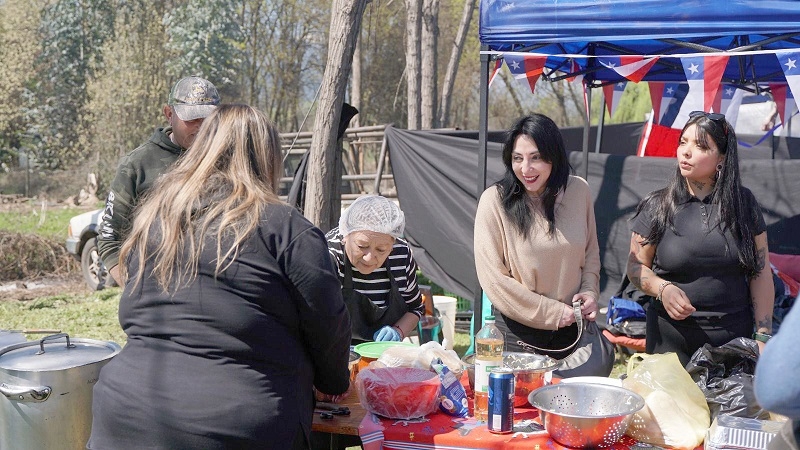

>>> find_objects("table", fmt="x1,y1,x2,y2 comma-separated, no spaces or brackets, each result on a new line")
363,403,652,450
315,372,703,450
311,389,367,437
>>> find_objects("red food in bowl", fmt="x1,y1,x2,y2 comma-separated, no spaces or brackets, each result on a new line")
356,367,441,419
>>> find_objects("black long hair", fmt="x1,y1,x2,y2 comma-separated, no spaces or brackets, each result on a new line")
633,113,760,277
494,114,572,237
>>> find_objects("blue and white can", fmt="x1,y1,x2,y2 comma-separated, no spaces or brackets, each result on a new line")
487,367,514,434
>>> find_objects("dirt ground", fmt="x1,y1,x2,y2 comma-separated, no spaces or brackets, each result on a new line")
0,273,91,302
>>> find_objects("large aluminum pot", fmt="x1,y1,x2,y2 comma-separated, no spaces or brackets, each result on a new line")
0,333,121,450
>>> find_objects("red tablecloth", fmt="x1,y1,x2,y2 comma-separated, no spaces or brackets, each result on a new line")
358,406,655,450
356,372,672,450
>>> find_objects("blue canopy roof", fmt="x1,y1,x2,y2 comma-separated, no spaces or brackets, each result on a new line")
479,0,800,85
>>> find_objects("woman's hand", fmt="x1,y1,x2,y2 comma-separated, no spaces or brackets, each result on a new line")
573,292,598,321
315,381,353,403
660,284,695,320
558,303,575,328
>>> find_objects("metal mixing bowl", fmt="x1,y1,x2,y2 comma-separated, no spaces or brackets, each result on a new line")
528,383,645,448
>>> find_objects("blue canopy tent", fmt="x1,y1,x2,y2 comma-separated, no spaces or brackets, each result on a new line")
472,0,800,337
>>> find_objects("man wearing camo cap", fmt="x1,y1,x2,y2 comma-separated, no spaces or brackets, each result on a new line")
98,76,220,286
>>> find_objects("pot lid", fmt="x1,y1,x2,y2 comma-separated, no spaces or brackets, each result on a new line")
0,334,121,372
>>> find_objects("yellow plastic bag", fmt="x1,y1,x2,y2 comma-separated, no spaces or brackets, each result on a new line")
622,353,710,449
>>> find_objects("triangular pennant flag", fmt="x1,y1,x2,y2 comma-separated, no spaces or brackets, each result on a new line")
775,50,800,119
661,83,690,128
567,59,583,85
602,81,627,117
715,84,744,127
649,82,665,124
599,56,660,83
488,59,503,87
504,54,548,93
682,55,729,111
768,83,795,127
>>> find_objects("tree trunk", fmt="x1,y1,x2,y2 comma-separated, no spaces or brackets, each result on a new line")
420,0,440,129
438,0,475,127
405,0,422,130
304,0,369,231
501,70,526,118
350,30,361,128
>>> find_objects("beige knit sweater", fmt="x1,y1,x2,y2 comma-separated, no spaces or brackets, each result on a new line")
474,176,600,330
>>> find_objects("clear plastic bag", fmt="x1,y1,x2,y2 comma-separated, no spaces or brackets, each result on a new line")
623,352,710,449
376,341,462,376
355,366,441,419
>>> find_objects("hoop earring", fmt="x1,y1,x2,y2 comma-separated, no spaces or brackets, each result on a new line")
511,182,521,195
716,163,723,180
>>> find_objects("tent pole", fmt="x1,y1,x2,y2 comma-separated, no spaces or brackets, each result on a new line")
582,88,592,180
475,45,491,342
595,90,605,154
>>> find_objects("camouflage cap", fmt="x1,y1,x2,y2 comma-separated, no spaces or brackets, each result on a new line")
168,76,221,121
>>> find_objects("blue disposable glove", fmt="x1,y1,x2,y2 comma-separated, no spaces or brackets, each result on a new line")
373,325,401,342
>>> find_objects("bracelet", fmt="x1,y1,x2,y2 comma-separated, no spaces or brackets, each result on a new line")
753,332,772,343
392,326,405,340
656,281,674,302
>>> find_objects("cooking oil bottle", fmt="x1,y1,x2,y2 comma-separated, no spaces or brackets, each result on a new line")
473,315,504,421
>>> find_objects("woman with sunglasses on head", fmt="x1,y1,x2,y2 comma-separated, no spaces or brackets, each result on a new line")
627,111,774,366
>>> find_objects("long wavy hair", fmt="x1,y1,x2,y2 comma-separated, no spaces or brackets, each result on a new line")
120,104,283,291
633,113,760,277
495,114,572,237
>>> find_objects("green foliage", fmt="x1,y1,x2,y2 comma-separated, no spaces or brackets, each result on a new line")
163,0,244,86
0,0,45,169
0,288,126,345
83,0,169,187
606,82,652,124
34,0,115,169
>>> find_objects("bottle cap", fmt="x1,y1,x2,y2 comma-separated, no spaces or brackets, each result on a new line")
485,315,495,321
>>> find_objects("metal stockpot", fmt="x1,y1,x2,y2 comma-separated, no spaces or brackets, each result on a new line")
0,333,121,450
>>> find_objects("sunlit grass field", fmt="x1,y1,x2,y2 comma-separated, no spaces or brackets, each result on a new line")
0,203,95,241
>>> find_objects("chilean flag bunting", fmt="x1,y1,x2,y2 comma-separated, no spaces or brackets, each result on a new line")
503,54,548,94
681,56,729,112
599,56,659,83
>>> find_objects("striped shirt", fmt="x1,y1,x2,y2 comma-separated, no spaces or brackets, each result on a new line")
326,227,424,318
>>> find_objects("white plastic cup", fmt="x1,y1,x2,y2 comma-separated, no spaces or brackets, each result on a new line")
432,295,458,346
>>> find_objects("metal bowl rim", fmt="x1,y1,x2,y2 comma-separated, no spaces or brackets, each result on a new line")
528,382,645,419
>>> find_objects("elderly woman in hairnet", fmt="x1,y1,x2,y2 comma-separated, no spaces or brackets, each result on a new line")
326,195,424,343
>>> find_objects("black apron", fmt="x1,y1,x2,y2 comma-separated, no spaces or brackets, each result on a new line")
342,257,407,344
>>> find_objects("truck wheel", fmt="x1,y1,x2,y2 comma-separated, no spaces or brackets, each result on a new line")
81,237,117,290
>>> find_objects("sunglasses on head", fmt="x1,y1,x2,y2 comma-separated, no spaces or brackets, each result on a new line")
689,111,728,135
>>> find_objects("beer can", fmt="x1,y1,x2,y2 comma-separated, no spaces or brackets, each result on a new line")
487,367,514,434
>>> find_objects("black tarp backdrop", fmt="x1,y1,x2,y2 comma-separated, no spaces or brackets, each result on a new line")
387,126,800,310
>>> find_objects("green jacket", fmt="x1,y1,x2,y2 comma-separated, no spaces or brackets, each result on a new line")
97,127,183,271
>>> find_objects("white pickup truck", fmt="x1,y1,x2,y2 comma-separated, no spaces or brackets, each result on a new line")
65,209,117,290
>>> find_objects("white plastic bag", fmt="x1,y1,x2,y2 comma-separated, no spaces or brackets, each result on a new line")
376,341,462,375
623,352,710,449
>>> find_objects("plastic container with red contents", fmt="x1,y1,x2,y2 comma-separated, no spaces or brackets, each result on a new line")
356,366,441,419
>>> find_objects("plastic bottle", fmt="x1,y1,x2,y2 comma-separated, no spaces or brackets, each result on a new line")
473,315,504,421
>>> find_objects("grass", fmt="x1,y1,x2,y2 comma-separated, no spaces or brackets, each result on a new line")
0,203,96,241
0,288,126,344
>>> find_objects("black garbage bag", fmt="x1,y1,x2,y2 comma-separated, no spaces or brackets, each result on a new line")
686,337,770,421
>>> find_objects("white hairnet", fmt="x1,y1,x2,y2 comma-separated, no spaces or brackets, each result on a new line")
339,195,405,238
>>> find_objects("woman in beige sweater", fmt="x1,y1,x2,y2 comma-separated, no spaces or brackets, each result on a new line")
474,114,601,359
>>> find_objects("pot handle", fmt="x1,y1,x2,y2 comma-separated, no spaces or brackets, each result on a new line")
0,383,51,403
36,333,75,355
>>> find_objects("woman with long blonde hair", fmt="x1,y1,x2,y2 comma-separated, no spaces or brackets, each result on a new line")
88,104,352,450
